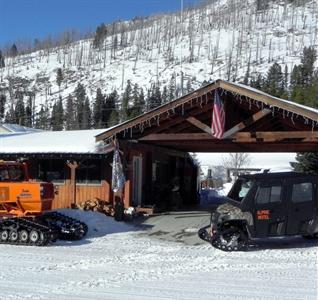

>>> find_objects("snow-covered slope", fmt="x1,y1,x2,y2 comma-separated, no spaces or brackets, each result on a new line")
1,0,318,117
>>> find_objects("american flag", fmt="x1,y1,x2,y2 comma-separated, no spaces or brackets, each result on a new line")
211,90,225,139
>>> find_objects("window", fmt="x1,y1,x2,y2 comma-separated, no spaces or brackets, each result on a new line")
228,178,253,202
255,185,282,204
291,182,312,203
76,160,101,185
38,159,66,184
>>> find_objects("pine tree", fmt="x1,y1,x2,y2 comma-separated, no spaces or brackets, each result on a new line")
56,68,64,93
263,63,284,97
93,88,105,128
36,105,50,130
129,84,145,118
65,94,76,130
0,51,5,68
291,153,318,174
121,80,132,121
105,90,119,127
25,95,33,127
74,83,86,129
162,86,169,104
51,96,64,130
93,23,107,48
82,97,92,129
10,44,18,57
0,94,6,120
168,74,176,101
15,96,25,125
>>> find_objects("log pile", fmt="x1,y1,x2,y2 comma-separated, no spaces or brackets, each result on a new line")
76,198,114,216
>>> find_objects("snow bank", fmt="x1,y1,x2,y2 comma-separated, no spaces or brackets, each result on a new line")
57,208,139,238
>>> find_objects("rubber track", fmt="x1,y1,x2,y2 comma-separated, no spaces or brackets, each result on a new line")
0,218,53,246
41,212,88,240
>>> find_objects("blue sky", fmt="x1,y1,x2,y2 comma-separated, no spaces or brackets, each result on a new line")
0,0,200,48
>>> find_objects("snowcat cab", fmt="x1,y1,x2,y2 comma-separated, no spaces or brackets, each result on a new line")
0,160,87,246
198,172,318,251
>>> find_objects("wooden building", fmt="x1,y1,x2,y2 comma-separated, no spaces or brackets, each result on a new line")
95,79,318,208
0,128,198,211
2,79,318,211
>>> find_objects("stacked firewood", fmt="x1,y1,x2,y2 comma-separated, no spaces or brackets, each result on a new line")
76,198,114,216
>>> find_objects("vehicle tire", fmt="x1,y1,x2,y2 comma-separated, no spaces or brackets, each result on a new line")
18,230,29,243
0,230,9,242
212,226,248,252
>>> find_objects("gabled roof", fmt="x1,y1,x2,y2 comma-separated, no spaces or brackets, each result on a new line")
95,79,318,153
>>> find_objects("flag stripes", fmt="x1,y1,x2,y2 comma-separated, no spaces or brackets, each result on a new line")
211,90,225,139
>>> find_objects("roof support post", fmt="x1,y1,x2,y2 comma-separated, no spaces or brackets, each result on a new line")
67,160,78,206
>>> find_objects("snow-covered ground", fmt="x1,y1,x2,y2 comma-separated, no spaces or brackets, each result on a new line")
1,209,317,300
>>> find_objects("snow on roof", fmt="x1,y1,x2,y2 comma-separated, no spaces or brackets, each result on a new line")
0,123,43,133
0,129,109,154
227,81,318,115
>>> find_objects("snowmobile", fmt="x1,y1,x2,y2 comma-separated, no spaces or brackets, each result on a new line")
0,160,87,246
198,172,318,251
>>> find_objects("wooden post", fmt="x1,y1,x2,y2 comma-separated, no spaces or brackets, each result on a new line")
123,180,131,208
67,161,78,206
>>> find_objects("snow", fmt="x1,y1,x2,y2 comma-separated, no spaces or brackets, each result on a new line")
0,209,317,299
0,129,109,154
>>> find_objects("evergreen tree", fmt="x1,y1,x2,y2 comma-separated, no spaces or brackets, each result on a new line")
129,84,145,118
36,105,50,130
82,97,92,129
25,95,33,127
105,90,119,127
93,88,105,128
301,46,316,86
162,86,169,104
10,44,18,57
0,51,5,68
56,68,64,93
74,83,86,129
0,94,6,120
121,80,132,121
15,96,25,125
263,63,284,97
93,23,107,48
51,96,64,130
250,74,264,90
291,153,318,174
65,94,76,130
168,74,176,101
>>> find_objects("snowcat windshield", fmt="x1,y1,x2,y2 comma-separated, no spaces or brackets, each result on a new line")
0,165,25,181
228,178,253,202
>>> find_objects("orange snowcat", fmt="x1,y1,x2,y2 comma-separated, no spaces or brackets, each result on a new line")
0,160,87,246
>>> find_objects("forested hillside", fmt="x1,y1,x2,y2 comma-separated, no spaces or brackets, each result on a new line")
0,0,317,130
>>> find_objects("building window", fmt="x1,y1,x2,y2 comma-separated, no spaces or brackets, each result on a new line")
291,182,312,203
38,159,66,184
76,160,101,185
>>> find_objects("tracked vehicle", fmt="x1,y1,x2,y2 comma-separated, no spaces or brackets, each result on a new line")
0,161,87,246
198,172,318,251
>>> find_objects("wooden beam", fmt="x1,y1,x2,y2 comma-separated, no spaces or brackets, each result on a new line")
139,131,318,142
186,116,212,135
223,109,271,138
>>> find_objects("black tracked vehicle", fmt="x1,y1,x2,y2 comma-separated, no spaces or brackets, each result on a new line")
198,172,318,251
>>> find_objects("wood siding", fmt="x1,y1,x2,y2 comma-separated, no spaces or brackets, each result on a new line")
52,180,111,209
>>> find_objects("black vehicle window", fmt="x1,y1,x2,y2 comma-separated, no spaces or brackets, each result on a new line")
228,178,253,202
255,185,282,204
291,182,312,203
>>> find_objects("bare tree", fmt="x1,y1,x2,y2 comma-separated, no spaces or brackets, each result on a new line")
222,153,251,171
